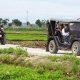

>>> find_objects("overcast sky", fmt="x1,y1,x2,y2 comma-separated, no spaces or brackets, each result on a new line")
0,0,80,23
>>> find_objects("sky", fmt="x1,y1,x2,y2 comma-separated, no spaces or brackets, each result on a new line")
0,0,80,23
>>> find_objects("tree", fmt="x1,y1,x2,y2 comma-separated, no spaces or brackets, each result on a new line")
12,19,22,26
27,21,30,25
2,18,9,25
0,18,3,24
35,19,42,28
8,23,12,27
41,19,46,27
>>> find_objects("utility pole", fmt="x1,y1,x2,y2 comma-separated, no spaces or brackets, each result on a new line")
26,11,28,27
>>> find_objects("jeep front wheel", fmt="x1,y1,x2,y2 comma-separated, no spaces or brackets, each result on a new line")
48,40,58,53
72,41,80,56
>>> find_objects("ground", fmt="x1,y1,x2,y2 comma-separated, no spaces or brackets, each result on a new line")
7,41,46,48
0,43,74,56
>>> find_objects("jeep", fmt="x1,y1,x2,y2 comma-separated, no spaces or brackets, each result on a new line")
46,18,80,56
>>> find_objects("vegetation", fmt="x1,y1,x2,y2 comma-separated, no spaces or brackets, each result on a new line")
0,19,79,79
8,23,12,27
6,34,46,41
0,49,80,80
0,47,28,56
0,18,9,25
35,19,46,28
5,28,47,41
0,18,46,28
12,19,22,26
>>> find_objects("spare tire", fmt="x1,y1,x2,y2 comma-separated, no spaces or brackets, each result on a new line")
72,41,80,56
48,40,58,53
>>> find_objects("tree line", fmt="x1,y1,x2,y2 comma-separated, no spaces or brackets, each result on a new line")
0,18,46,28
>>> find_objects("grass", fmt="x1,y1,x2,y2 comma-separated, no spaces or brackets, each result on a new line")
6,34,46,41
0,50,80,79
5,27,46,31
0,64,75,80
0,48,80,79
0,47,28,56
5,28,47,41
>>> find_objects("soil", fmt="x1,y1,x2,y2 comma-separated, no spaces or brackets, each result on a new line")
7,41,46,49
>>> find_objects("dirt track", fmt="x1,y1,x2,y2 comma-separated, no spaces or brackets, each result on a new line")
0,44,72,56
7,41,46,48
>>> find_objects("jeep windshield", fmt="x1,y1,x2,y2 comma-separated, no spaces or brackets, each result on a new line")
69,22,80,31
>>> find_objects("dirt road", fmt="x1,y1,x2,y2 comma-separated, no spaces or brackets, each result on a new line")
26,47,72,56
0,44,72,56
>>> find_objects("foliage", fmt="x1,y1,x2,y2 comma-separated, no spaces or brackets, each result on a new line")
6,34,46,41
5,28,47,41
41,19,46,27
12,19,22,26
2,18,9,25
8,23,12,27
35,19,42,28
0,47,28,56
27,21,30,25
0,54,80,79
14,48,27,56
0,18,3,24
5,27,46,31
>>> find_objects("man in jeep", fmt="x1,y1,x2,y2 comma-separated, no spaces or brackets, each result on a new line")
62,24,70,44
55,24,63,42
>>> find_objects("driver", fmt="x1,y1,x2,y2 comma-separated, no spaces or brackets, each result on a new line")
55,24,63,42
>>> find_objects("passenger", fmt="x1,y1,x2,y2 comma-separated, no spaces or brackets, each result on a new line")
55,24,63,35
55,24,63,42
62,24,70,44
0,25,4,31
0,25,4,37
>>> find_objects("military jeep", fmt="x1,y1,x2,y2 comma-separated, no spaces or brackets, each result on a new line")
46,18,80,56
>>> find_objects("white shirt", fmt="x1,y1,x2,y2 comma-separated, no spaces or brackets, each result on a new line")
62,28,69,36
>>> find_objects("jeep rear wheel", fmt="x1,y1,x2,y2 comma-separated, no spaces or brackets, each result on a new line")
48,40,58,53
72,41,80,56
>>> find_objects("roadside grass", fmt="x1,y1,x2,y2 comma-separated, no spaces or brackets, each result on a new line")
47,54,80,65
0,64,74,80
0,47,28,56
0,56,80,80
0,48,80,79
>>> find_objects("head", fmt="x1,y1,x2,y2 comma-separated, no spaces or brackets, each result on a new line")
59,24,63,30
65,24,69,28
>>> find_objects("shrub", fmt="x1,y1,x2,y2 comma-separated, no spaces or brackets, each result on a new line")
0,48,28,56
14,48,28,56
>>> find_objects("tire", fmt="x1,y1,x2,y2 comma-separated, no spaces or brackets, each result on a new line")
1,36,6,45
72,41,80,56
48,40,58,53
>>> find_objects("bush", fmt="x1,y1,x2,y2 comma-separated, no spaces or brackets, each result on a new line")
0,48,28,56
14,48,28,56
